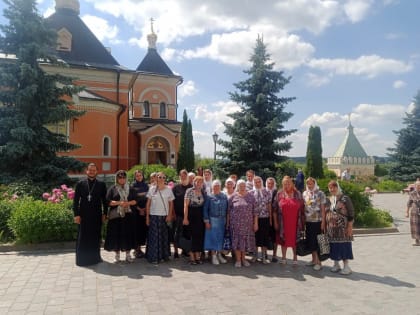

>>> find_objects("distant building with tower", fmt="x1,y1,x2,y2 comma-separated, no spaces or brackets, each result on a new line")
327,116,375,178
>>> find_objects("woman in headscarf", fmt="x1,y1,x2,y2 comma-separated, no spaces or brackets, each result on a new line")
203,180,228,265
302,177,326,270
145,171,175,264
131,170,149,258
228,179,258,268
224,178,236,198
104,170,137,263
325,180,355,275
183,176,206,265
274,176,304,265
405,180,420,246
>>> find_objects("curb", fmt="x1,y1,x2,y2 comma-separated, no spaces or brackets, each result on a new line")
353,226,399,235
0,241,76,253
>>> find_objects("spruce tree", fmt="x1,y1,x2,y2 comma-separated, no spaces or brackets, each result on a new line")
388,90,420,181
306,126,324,179
0,0,85,191
218,36,296,178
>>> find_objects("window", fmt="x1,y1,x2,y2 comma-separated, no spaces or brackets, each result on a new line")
160,102,166,118
103,136,111,156
57,28,72,52
143,101,150,117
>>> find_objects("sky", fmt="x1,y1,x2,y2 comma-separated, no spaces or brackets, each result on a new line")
1,0,419,158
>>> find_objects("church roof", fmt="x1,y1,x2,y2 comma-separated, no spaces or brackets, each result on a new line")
46,8,126,71
136,48,174,76
332,122,368,158
135,20,174,76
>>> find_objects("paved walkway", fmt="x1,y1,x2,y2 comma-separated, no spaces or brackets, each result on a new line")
0,193,419,315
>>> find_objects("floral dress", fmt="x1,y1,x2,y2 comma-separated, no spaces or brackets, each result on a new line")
407,190,420,241
228,192,257,252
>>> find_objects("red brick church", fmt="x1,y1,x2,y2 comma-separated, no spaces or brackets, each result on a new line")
44,0,182,174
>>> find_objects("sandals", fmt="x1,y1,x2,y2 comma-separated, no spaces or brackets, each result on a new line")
189,260,197,265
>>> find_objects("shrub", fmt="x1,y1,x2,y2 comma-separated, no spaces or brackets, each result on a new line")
373,180,406,193
5,180,44,199
127,164,177,183
8,198,77,243
0,199,18,242
356,208,393,228
317,179,372,227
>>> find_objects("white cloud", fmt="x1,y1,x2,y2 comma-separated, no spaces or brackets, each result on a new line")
351,103,407,124
307,55,412,78
179,80,198,98
178,31,314,70
305,73,332,87
82,15,119,42
194,100,240,128
385,32,405,40
301,112,345,127
343,0,373,23
393,80,406,89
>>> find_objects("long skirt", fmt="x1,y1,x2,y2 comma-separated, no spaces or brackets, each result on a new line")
188,206,204,252
173,216,184,248
133,212,148,247
329,242,353,261
204,216,225,251
410,210,420,240
146,215,170,263
305,221,322,252
104,213,136,252
255,217,270,247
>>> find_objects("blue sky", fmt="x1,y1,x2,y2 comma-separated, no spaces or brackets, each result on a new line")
1,0,419,158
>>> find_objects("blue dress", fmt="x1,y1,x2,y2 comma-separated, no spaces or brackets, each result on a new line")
203,193,228,251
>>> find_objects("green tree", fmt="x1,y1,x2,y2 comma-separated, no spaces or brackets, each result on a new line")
0,0,85,192
388,90,420,181
218,36,296,178
176,110,194,171
306,125,324,179
176,110,188,171
186,119,195,170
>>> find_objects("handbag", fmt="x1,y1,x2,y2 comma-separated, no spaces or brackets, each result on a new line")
223,229,232,251
296,232,311,256
107,208,120,220
317,233,330,256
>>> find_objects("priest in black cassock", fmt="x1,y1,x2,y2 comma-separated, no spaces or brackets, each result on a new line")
73,163,107,266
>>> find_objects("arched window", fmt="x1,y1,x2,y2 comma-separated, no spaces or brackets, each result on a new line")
160,102,166,118
143,101,150,117
103,136,111,156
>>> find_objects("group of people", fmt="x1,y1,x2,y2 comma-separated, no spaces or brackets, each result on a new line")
73,164,355,275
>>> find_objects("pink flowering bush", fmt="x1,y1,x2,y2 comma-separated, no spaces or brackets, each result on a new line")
42,184,75,203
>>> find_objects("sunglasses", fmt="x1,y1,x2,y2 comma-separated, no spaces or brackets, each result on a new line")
157,176,166,179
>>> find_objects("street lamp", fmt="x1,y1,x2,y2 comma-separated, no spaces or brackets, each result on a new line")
212,132,218,162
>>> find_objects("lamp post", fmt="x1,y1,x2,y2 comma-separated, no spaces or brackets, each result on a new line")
212,132,218,163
